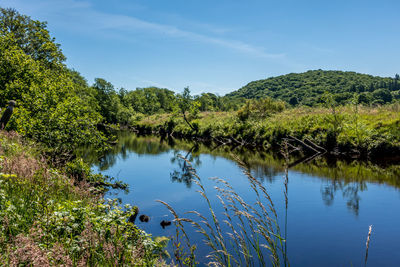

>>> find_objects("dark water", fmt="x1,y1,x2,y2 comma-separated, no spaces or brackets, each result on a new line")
89,132,400,266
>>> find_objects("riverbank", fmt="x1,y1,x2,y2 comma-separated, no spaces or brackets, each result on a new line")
129,104,400,161
0,131,166,266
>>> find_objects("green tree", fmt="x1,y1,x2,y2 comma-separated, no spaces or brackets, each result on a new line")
92,78,121,124
0,8,65,67
176,87,200,131
357,92,372,105
372,88,393,104
196,93,219,111
0,35,105,154
0,8,107,155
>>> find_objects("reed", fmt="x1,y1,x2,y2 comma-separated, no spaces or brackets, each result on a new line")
364,225,373,266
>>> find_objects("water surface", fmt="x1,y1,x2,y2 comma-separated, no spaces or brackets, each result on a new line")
89,133,400,266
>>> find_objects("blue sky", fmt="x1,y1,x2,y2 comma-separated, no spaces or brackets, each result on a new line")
1,0,400,94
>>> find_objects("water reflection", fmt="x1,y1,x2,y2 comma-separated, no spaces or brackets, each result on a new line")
170,146,200,188
321,180,367,216
85,131,400,212
88,132,400,266
316,159,370,215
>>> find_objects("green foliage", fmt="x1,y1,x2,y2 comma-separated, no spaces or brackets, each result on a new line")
0,8,65,68
372,88,393,104
92,78,121,124
177,87,193,114
0,9,106,156
65,158,103,182
128,87,177,114
237,97,286,121
98,85,242,127
357,92,372,104
175,87,200,131
0,132,166,266
0,9,171,263
194,92,236,111
227,70,400,106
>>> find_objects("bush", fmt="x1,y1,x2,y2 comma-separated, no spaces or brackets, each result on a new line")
237,97,286,121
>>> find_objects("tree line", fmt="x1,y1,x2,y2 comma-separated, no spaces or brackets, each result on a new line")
91,79,242,125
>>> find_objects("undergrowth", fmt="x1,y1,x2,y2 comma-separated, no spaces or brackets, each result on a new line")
0,131,167,266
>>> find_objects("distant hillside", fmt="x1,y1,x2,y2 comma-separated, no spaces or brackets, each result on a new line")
227,70,400,106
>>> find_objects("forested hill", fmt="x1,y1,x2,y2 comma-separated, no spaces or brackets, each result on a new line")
227,70,400,106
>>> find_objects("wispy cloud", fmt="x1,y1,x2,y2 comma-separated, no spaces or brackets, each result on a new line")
78,7,285,59
2,0,284,59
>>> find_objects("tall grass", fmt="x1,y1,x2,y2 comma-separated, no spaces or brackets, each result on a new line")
158,155,288,266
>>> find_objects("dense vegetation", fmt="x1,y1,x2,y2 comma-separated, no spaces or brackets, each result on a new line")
0,7,169,266
93,84,242,126
227,70,400,106
0,8,107,157
0,132,167,266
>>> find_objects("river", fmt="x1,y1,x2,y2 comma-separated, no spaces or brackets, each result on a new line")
88,132,400,266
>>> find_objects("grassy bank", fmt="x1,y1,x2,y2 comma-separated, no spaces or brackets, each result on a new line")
0,131,166,266
130,104,400,160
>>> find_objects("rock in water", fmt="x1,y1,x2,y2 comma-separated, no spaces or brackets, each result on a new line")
128,207,139,223
160,220,172,229
139,214,150,222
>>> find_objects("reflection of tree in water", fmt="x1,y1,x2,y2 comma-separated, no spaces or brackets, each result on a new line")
170,145,201,188
343,183,364,214
320,159,370,216
84,133,173,171
97,152,119,171
229,148,283,183
169,145,281,188
321,179,367,216
321,181,337,206
250,165,280,183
